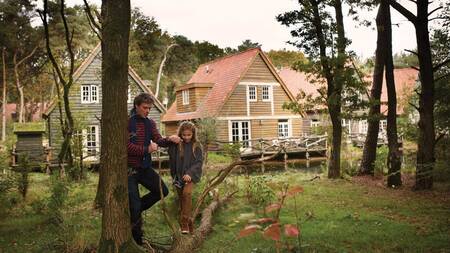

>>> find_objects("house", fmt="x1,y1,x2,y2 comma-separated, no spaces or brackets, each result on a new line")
161,48,303,149
278,67,419,140
42,44,165,162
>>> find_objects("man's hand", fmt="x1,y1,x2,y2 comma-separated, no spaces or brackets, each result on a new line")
148,141,158,153
168,135,182,144
182,174,192,183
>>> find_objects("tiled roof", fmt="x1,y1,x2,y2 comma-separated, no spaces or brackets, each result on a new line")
278,67,323,98
279,67,418,115
162,48,261,122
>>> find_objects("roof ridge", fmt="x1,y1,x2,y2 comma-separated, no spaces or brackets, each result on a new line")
197,47,260,67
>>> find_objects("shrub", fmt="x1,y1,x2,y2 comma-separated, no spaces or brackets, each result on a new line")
246,176,275,210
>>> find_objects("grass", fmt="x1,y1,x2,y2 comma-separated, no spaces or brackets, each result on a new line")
0,169,449,253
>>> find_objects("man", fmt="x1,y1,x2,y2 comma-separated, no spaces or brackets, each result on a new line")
127,93,180,245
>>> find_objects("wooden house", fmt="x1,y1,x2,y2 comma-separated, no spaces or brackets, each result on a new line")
162,48,303,149
278,67,419,141
42,44,165,162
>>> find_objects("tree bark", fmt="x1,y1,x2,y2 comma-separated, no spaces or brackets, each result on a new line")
359,2,387,176
2,48,7,142
327,0,346,179
384,1,402,187
98,0,143,252
414,0,435,190
169,193,235,253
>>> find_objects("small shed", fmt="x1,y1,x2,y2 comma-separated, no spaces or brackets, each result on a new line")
12,122,47,168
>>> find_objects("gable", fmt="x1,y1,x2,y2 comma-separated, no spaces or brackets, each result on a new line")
241,54,277,82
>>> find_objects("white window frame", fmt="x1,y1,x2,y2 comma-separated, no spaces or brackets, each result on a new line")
82,125,99,159
310,119,320,128
229,120,251,148
182,89,190,105
261,85,272,102
379,119,387,133
278,119,291,139
248,85,257,102
359,120,368,134
81,84,98,104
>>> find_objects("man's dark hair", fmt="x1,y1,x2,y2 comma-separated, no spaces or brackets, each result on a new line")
134,93,154,107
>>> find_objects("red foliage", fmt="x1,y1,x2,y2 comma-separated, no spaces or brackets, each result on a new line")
238,224,260,238
286,186,304,197
263,223,281,241
265,203,281,213
284,224,300,237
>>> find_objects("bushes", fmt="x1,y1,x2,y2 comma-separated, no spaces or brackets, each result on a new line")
246,176,275,211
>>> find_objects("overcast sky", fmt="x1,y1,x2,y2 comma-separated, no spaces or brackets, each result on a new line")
67,0,445,59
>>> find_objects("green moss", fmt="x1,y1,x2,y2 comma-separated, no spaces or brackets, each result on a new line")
13,122,46,133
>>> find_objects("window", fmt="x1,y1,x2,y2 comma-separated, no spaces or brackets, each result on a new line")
81,84,98,103
262,85,271,101
278,119,290,138
248,86,257,101
83,125,99,157
182,89,189,105
231,121,250,148
379,119,387,133
359,120,368,134
310,119,320,128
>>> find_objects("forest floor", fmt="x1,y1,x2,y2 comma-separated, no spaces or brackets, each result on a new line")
0,167,449,253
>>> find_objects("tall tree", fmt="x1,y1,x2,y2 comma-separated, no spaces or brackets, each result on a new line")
237,39,261,52
277,0,354,178
387,0,442,189
384,0,401,187
98,0,143,252
40,0,77,172
359,2,388,176
1,48,6,142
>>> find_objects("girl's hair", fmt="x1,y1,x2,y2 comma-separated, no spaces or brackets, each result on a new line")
177,121,202,158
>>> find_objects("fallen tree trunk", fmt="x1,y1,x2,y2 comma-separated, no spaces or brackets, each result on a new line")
168,192,236,253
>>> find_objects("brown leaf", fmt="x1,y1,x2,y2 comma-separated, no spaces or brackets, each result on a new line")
284,224,300,237
238,224,260,239
263,223,281,241
265,203,281,213
286,186,304,197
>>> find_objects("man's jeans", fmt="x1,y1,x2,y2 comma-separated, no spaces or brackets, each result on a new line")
128,167,169,242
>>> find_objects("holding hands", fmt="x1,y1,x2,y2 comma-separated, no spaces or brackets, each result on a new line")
168,135,182,144
182,174,192,182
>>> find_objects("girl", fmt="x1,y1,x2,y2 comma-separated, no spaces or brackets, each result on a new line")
167,121,203,234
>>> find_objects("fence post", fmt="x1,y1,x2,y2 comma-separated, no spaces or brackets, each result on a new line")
260,140,265,173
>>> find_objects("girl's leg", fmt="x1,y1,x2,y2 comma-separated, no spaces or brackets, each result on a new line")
180,182,194,233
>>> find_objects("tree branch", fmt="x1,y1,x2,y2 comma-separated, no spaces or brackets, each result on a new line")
404,49,418,56
38,1,67,88
432,58,450,72
192,149,282,219
60,0,75,87
408,101,420,112
428,6,442,17
434,72,450,83
16,46,39,67
411,66,420,71
83,0,102,40
386,0,417,24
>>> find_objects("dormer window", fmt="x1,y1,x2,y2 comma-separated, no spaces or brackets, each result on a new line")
182,89,189,105
262,85,272,101
248,86,257,101
81,84,98,103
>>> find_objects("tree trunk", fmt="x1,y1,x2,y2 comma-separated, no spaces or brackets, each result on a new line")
13,52,25,123
155,43,177,98
384,0,402,187
1,48,7,142
98,0,143,252
414,0,435,190
359,2,387,176
169,193,234,253
327,0,346,179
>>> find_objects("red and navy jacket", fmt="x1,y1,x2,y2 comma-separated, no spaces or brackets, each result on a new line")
127,115,170,169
